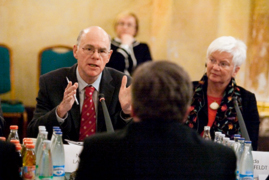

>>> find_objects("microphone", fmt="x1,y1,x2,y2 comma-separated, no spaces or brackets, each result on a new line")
99,93,114,133
233,97,250,140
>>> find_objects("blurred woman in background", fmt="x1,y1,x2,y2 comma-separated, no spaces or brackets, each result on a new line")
185,36,260,150
106,11,152,75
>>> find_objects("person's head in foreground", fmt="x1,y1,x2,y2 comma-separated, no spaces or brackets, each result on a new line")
131,60,192,123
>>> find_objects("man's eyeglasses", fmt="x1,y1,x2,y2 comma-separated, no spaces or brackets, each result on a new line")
81,47,110,57
208,59,231,69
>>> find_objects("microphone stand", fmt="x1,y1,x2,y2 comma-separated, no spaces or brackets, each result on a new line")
233,97,250,141
99,93,114,133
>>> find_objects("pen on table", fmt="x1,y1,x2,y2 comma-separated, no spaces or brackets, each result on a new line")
66,77,79,105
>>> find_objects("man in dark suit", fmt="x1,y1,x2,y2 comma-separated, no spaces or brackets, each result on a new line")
0,140,22,180
27,26,132,141
76,61,236,180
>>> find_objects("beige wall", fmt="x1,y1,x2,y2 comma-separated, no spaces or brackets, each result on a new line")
0,0,267,107
245,0,269,102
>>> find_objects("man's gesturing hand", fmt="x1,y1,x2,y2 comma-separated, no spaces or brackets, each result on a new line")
119,76,131,115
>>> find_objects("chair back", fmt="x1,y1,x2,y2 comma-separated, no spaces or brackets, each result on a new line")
38,45,77,76
0,44,13,96
0,44,27,140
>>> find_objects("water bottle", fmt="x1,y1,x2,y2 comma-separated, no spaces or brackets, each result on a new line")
239,141,254,180
51,131,65,179
236,137,245,180
233,134,241,152
35,126,46,154
202,126,211,140
223,137,230,146
51,129,62,149
228,140,235,149
23,143,36,180
219,133,225,144
7,125,19,142
38,140,53,180
214,131,221,143
35,131,48,179
50,126,60,146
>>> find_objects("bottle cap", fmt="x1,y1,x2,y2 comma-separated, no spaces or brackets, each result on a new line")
55,131,62,135
24,141,34,146
10,125,18,130
22,138,32,141
0,137,6,141
53,126,60,130
26,144,35,149
40,131,48,135
245,141,252,144
16,144,22,151
23,138,33,143
39,126,46,131
10,139,20,144
234,134,241,137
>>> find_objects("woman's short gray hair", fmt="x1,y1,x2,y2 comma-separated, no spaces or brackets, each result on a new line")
206,36,247,68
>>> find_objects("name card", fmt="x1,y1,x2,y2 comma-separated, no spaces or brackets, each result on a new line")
64,144,83,172
259,174,269,180
252,151,269,178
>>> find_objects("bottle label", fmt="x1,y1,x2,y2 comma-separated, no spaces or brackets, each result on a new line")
239,173,253,180
39,176,53,180
53,165,65,177
23,166,36,180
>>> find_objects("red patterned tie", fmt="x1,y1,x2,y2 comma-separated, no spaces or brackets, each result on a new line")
79,86,96,141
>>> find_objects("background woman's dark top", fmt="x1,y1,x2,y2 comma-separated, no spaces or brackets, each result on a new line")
106,39,152,75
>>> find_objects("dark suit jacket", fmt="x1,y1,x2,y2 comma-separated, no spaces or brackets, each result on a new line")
106,39,152,75
76,120,236,180
27,64,132,141
192,81,260,150
0,141,22,180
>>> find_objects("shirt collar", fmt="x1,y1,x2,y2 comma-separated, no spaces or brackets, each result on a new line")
76,67,102,92
114,37,136,43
